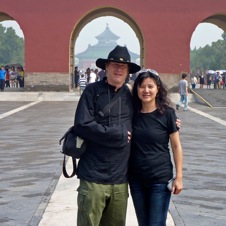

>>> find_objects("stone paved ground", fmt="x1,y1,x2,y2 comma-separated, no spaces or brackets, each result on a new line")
0,98,226,226
0,101,77,226
170,102,226,226
190,89,226,107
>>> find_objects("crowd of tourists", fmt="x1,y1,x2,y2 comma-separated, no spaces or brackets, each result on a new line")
0,65,24,91
190,70,226,89
73,65,139,95
74,66,109,95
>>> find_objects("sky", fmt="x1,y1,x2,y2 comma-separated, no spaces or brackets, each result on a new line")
0,17,224,54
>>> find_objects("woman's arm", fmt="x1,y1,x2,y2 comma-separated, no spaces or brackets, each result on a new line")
169,131,183,195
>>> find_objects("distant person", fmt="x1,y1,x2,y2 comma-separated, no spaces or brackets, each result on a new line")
78,73,87,95
9,67,17,88
222,72,226,89
199,73,205,89
74,66,79,88
214,72,220,89
0,66,6,91
14,67,19,88
17,67,24,87
88,69,96,83
131,72,137,81
94,68,99,82
176,73,188,111
220,75,224,89
190,74,197,89
85,67,91,83
98,69,106,80
206,73,212,89
5,68,10,88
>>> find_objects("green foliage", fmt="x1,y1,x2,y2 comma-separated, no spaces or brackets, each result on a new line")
0,24,24,66
190,32,226,73
222,32,226,41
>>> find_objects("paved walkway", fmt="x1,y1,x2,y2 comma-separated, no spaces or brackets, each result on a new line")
0,92,226,226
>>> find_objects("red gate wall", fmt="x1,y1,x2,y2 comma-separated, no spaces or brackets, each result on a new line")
0,0,225,90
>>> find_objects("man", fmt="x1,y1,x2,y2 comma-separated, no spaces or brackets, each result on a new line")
74,66,79,88
176,73,188,111
214,71,220,89
98,69,106,81
0,66,6,91
74,45,141,226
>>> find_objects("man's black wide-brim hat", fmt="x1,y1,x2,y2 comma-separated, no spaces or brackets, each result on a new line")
96,45,141,74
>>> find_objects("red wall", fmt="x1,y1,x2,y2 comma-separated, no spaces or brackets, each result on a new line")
0,0,226,74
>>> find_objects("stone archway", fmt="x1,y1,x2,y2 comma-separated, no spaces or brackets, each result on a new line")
203,13,226,31
0,12,25,89
189,13,226,73
189,13,226,50
0,12,14,22
69,7,144,88
1,0,226,91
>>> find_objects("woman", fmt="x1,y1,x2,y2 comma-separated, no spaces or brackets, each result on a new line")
199,73,205,89
129,69,183,226
9,67,17,88
190,74,197,89
5,69,10,88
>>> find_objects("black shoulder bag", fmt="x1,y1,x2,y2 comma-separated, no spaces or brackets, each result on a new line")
59,86,125,178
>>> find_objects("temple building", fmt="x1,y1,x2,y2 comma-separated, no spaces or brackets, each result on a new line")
75,24,140,70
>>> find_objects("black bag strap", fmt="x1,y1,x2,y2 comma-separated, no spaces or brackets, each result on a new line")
95,85,125,121
62,155,77,178
62,84,127,178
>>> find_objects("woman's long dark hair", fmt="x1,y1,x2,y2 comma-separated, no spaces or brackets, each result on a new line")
132,70,170,114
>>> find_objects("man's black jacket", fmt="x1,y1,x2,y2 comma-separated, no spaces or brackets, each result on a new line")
74,79,133,184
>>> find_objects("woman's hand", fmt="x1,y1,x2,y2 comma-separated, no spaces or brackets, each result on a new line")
172,178,183,195
128,131,131,143
176,118,181,130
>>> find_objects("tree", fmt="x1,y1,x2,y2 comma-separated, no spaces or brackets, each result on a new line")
0,24,24,66
190,34,226,73
222,32,226,41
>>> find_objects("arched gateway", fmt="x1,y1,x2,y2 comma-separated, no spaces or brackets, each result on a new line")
0,0,226,91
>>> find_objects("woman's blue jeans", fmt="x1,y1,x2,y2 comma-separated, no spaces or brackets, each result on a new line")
129,178,171,226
